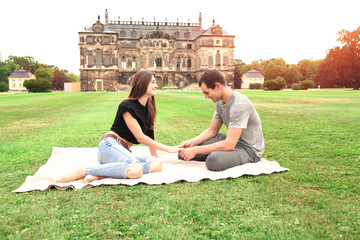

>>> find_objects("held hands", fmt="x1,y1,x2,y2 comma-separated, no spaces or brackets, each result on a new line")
179,147,197,161
165,146,182,153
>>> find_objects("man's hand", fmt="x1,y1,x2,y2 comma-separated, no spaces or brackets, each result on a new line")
179,147,197,161
178,140,194,148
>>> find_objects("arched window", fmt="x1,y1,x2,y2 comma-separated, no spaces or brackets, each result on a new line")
216,52,221,66
132,57,136,70
208,56,213,66
121,57,126,70
177,58,181,70
187,57,191,69
223,56,228,66
154,55,162,68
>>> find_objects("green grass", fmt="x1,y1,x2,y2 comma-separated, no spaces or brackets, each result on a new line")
1,90,359,239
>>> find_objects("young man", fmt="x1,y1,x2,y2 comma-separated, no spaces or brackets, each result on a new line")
178,69,265,171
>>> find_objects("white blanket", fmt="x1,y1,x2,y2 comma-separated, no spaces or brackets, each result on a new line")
13,146,289,192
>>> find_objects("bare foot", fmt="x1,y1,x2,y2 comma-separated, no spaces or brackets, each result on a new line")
57,169,85,183
150,158,163,173
83,175,105,183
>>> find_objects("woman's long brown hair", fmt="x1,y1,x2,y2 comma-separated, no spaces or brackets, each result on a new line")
128,71,156,130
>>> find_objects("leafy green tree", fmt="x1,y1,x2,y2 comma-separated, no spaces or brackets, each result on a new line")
8,56,39,73
0,56,17,84
264,58,287,80
300,80,315,90
24,79,52,92
284,64,303,86
241,60,265,76
35,67,54,81
0,82,9,92
66,72,80,82
298,59,322,81
263,77,286,90
316,26,360,89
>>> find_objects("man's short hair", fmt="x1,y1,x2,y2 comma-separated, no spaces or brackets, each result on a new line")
199,70,226,89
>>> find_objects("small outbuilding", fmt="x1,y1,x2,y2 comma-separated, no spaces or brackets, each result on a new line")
242,69,264,89
8,68,36,91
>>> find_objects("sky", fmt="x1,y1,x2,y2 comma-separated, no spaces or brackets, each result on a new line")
0,0,359,75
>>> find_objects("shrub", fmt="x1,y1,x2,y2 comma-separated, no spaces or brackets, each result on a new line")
0,82,9,92
300,80,315,90
24,79,52,92
263,77,286,90
291,83,301,90
249,83,262,89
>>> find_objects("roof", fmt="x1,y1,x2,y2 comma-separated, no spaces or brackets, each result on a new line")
244,70,264,78
8,69,34,79
79,17,234,41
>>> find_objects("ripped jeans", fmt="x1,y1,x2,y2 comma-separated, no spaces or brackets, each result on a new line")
85,137,151,179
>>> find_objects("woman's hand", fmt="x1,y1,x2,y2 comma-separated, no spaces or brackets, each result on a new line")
165,146,182,153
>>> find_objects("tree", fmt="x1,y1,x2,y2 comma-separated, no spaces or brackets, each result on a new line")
264,58,287,80
51,70,71,90
241,60,265,76
315,26,360,89
8,56,39,73
298,59,322,81
66,72,80,82
35,67,54,82
284,64,303,86
233,68,242,89
24,79,52,92
263,77,286,90
300,80,315,90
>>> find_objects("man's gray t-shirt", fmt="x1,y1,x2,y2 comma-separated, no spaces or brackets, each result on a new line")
213,91,265,158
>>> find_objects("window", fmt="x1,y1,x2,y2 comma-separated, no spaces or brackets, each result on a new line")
174,31,180,38
131,30,137,37
208,56,213,66
184,31,191,38
216,52,221,66
120,30,126,37
121,57,126,70
132,57,136,70
131,42,137,48
187,44,192,49
154,55,162,68
176,43,183,49
177,58,181,70
87,54,94,66
216,40,220,45
86,36,93,44
104,55,110,66
96,51,102,66
223,56,228,66
104,36,110,44
208,39,214,46
187,57,191,69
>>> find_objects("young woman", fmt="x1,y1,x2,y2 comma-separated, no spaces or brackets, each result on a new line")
58,71,179,183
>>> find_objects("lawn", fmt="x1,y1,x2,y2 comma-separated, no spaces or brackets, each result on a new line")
0,90,359,239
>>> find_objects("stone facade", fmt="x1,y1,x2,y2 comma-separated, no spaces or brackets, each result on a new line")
79,10,235,91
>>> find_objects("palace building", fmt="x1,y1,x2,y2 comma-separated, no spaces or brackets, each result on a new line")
79,10,235,91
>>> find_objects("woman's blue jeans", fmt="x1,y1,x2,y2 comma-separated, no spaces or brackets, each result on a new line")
85,137,151,179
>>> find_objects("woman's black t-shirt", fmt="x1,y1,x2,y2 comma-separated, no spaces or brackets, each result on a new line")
110,99,154,144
